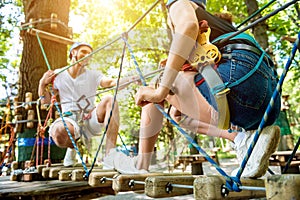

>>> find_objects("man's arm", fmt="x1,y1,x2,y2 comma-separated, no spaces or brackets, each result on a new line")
100,76,140,90
38,70,56,104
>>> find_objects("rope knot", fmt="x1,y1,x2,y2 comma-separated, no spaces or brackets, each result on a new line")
37,124,46,138
51,95,56,103
225,176,242,192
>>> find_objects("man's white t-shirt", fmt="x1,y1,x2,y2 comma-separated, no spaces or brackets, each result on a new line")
53,69,103,113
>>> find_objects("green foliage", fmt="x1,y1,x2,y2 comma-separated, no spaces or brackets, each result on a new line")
67,0,300,149
1,0,297,152
69,0,170,145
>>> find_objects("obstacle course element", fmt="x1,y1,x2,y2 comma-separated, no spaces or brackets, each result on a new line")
194,175,265,200
88,171,119,187
145,175,195,198
174,152,218,174
265,174,300,199
269,151,300,173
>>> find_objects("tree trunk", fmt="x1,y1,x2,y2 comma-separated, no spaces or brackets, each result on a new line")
19,0,71,120
20,0,71,101
244,0,269,50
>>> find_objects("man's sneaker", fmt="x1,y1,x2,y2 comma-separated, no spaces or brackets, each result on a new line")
63,148,77,167
102,149,117,170
113,152,148,174
232,125,280,178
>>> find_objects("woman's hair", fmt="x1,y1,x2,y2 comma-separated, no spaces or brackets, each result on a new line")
214,12,233,24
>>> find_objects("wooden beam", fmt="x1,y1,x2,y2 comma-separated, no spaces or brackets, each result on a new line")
145,175,195,198
265,174,300,200
28,28,74,45
194,175,265,200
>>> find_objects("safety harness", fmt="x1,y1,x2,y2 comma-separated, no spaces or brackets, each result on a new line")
188,23,271,130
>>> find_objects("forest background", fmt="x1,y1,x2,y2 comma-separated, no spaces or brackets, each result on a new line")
0,0,299,163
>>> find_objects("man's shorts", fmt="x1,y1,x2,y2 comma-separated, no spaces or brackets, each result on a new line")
49,109,103,140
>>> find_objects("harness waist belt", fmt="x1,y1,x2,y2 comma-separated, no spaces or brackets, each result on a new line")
221,43,271,63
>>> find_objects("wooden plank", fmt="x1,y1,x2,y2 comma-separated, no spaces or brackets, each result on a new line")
29,28,74,45
112,172,190,192
88,171,119,187
145,175,196,198
265,174,300,200
194,175,265,200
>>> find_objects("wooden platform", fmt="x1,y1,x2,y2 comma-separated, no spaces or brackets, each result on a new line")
269,151,300,173
0,175,115,200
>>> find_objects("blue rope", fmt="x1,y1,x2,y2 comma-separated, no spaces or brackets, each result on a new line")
122,36,241,190
281,32,300,174
235,32,300,179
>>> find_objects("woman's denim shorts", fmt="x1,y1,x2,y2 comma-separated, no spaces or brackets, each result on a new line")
194,49,281,130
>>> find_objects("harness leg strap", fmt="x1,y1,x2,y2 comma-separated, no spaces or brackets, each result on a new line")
197,62,230,129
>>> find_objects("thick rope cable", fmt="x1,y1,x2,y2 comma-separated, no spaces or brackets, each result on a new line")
236,0,276,29
0,124,15,166
53,0,162,77
36,98,54,165
280,32,300,174
235,32,300,180
36,31,51,70
21,18,69,32
86,41,127,178
33,0,161,174
218,0,298,46
122,36,240,188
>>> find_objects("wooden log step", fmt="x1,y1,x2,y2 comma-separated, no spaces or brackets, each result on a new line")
194,175,265,200
57,167,109,181
59,169,77,181
43,163,92,179
10,172,44,182
89,171,120,187
37,163,63,174
22,172,44,182
71,169,115,181
145,175,196,198
112,172,190,192
265,174,300,200
11,161,19,171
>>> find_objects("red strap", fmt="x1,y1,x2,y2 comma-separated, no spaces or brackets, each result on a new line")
182,63,197,72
